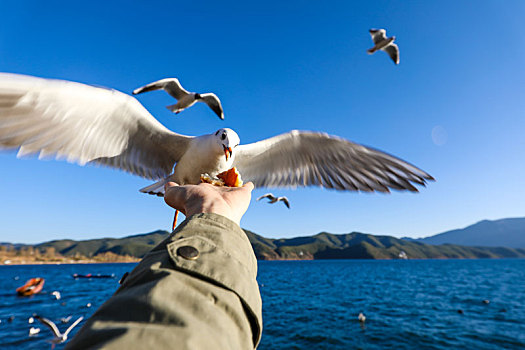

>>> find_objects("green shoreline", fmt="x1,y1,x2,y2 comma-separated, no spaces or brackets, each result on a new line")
2,227,525,262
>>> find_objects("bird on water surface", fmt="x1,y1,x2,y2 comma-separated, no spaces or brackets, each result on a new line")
29,327,40,336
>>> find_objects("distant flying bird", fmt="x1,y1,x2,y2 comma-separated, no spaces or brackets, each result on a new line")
257,193,290,208
358,312,366,323
367,29,399,64
133,78,224,120
35,315,83,348
51,291,61,300
0,73,433,228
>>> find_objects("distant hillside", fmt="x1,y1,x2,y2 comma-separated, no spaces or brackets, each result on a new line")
6,226,524,261
244,230,525,260
35,230,170,258
412,217,525,248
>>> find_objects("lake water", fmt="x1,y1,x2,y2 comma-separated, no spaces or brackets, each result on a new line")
1,259,524,349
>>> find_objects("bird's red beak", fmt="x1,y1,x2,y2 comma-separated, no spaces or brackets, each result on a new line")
223,145,232,161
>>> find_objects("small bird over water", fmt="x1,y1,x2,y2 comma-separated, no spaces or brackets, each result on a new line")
35,315,83,348
358,312,366,323
367,29,399,65
257,193,290,208
133,78,224,120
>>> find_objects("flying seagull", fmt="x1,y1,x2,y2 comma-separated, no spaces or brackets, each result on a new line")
0,73,433,224
35,315,83,348
133,78,224,120
257,193,290,208
367,29,399,64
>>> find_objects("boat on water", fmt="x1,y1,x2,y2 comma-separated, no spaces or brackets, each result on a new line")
16,277,45,296
72,273,115,279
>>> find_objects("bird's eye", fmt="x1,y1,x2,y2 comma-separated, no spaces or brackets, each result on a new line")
221,133,226,140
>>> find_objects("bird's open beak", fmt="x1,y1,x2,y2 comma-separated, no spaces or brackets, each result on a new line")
223,145,232,161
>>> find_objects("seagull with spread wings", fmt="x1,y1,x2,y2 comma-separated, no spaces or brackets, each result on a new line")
132,78,224,120
367,29,399,65
257,193,290,209
0,73,433,227
35,315,83,348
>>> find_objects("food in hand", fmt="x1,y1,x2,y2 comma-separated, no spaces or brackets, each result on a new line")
200,167,243,187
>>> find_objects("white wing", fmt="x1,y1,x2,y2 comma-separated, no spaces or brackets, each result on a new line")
132,78,190,100
369,29,387,44
0,73,193,180
63,316,83,337
200,93,224,120
36,316,61,337
383,43,400,64
277,197,290,208
234,130,434,192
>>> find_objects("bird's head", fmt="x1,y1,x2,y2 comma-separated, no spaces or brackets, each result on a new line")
194,93,202,100
214,128,240,161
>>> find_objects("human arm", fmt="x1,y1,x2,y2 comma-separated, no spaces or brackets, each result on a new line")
66,182,262,350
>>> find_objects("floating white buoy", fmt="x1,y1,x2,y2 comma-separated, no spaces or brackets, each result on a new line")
86,303,92,308
28,317,34,324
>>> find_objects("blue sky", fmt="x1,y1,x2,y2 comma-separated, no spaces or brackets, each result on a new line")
1,1,524,243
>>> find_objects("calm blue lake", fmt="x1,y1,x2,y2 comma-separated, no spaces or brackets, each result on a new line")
1,259,524,349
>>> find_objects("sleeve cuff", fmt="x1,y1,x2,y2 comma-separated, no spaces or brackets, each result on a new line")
166,213,262,347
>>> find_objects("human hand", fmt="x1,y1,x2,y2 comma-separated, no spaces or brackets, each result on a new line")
164,182,254,225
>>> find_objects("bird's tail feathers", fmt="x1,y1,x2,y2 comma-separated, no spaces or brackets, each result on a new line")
139,179,167,197
166,104,181,114
367,47,377,54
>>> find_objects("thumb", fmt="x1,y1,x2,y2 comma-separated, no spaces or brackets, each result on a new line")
242,182,254,192
164,181,179,193
164,182,186,212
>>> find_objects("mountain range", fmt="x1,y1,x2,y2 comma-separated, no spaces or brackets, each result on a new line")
3,216,524,260
407,217,525,248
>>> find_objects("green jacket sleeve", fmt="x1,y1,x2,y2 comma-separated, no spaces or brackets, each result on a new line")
65,213,262,350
